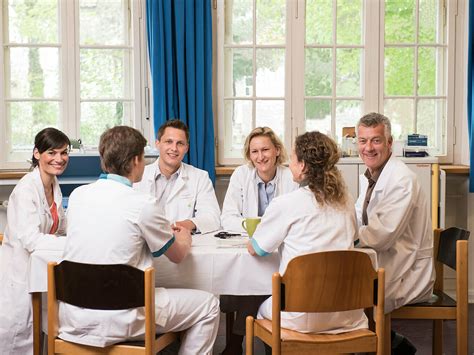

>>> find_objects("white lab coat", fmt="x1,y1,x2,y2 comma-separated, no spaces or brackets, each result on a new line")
221,164,299,232
134,160,221,233
0,168,66,355
252,186,367,334
355,156,435,313
60,178,219,353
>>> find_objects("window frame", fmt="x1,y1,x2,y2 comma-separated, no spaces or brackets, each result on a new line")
215,0,461,166
0,0,148,170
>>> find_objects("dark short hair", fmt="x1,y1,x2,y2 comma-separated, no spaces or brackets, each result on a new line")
99,126,147,176
32,128,70,168
157,119,189,142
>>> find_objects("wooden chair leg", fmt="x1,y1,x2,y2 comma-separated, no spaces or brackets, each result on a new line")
383,313,391,355
32,292,41,355
432,319,443,355
246,316,254,355
226,312,235,345
457,315,468,355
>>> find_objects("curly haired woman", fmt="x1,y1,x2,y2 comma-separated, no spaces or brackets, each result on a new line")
248,131,367,333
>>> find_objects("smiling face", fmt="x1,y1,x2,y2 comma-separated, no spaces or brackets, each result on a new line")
155,127,189,175
34,144,70,177
357,124,392,174
249,135,280,180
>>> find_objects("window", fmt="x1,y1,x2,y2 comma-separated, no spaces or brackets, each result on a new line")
0,0,146,169
216,0,458,165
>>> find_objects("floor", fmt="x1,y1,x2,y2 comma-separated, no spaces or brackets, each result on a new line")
161,305,474,354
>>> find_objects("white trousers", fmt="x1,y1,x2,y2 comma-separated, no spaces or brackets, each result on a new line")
257,296,367,334
156,288,220,355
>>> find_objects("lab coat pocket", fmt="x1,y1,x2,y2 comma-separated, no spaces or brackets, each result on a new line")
177,195,196,219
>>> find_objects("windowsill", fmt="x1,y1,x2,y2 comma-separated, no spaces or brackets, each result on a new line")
440,165,470,175
1,158,454,180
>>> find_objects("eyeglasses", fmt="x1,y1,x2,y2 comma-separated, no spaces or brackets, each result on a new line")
214,231,241,239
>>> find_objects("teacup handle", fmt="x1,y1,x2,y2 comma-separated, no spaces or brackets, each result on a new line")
241,220,247,231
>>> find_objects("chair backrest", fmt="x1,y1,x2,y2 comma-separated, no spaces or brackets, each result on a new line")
280,250,380,313
53,260,146,310
437,227,470,270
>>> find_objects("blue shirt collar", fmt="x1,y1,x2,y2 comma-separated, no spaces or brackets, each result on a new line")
99,173,132,187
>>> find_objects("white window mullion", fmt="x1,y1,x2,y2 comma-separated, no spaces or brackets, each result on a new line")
378,0,385,113
132,0,145,133
364,0,380,113
61,0,77,139
331,0,337,136
0,4,6,168
287,0,306,148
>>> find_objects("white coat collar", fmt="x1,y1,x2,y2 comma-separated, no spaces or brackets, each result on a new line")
31,167,62,210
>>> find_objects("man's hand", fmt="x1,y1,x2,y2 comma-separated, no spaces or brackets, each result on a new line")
165,225,192,263
173,219,196,232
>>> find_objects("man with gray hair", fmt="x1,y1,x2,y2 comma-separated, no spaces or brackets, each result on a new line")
355,112,435,354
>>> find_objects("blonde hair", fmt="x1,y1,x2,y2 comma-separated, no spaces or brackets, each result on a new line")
243,127,288,166
295,131,347,208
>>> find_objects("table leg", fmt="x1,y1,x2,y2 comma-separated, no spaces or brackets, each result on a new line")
32,292,41,355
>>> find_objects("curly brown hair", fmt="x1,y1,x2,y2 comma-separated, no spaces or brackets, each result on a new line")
294,131,347,207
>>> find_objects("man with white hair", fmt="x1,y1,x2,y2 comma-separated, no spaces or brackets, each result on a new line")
355,112,435,354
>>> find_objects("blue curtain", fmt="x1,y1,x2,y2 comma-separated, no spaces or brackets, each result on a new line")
468,0,474,192
146,0,215,182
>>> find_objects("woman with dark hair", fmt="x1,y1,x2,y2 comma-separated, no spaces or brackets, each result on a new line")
248,131,367,333
0,127,70,354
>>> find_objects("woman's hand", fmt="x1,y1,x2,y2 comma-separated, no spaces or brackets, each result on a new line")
247,240,256,256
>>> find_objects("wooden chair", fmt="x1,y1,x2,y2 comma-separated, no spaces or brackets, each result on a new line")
245,250,386,354
47,261,180,355
389,227,470,355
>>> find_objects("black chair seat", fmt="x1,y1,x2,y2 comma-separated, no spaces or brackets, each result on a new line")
405,290,456,308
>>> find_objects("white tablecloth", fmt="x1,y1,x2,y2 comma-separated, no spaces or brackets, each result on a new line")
28,233,280,295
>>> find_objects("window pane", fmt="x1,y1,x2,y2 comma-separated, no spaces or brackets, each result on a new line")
384,98,414,139
225,0,253,45
79,0,128,46
336,48,361,97
8,101,60,151
305,99,331,135
80,49,131,99
256,48,285,97
335,100,362,141
337,0,362,45
385,47,414,95
224,100,253,151
417,99,446,151
80,101,132,146
224,48,253,97
418,47,446,96
8,47,59,98
306,0,332,45
419,0,443,44
305,48,332,96
7,0,58,44
384,0,415,44
256,0,285,45
256,100,284,138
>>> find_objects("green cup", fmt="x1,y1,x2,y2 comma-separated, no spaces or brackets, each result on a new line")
242,217,261,237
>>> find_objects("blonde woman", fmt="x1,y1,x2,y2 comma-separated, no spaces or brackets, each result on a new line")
221,127,298,232
249,131,367,333
220,127,297,354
